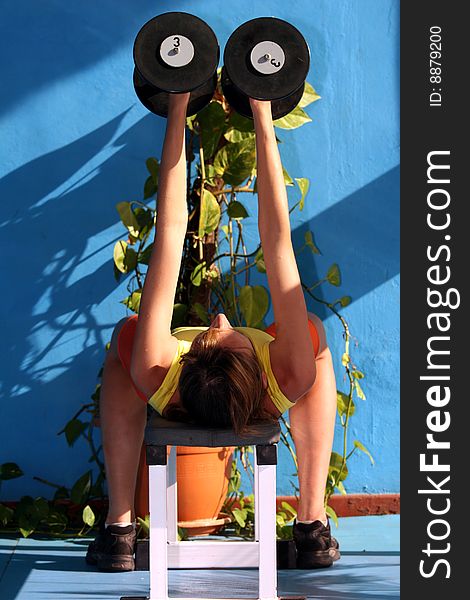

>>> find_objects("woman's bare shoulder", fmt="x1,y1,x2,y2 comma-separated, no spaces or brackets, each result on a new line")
134,336,179,398
267,339,310,404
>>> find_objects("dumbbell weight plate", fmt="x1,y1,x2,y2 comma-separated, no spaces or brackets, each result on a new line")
133,68,218,118
221,66,305,120
222,17,309,118
133,12,219,94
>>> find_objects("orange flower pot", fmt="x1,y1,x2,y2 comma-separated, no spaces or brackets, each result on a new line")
134,443,234,528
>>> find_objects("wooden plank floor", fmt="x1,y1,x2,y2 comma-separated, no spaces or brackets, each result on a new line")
0,515,399,600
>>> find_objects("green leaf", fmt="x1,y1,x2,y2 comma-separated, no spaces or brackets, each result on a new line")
1,462,23,481
329,452,344,471
239,285,269,327
354,440,375,465
198,189,220,237
232,507,247,527
354,379,366,400
277,523,294,540
274,106,312,130
329,452,348,482
192,302,210,325
137,515,150,536
190,261,207,287
116,202,140,239
186,114,197,132
213,137,256,186
281,501,297,518
113,241,137,274
143,175,157,199
138,242,153,266
197,102,227,159
0,503,14,526
47,509,68,533
53,487,69,501
299,82,321,108
204,164,218,185
341,353,350,366
63,419,87,446
19,527,34,538
227,201,249,219
227,462,241,494
113,262,122,282
70,471,92,505
304,230,321,255
325,504,338,527
352,370,365,379
171,303,188,329
82,505,95,527
224,129,255,143
134,207,155,240
254,248,266,273
227,112,255,132
34,497,49,521
122,290,142,313
144,158,159,198
336,391,355,417
220,225,229,237
295,177,310,210
16,496,42,537
146,157,160,180
283,167,294,186
339,296,352,307
336,481,347,495
326,264,341,286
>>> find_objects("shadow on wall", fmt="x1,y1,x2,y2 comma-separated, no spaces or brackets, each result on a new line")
0,101,398,408
0,113,164,411
0,0,186,118
292,166,400,318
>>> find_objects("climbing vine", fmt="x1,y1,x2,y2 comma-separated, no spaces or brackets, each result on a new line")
0,73,372,538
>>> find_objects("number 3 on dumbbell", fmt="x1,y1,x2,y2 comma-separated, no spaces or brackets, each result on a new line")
133,13,310,121
133,12,219,117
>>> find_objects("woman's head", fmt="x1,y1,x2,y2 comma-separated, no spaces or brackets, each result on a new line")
178,314,275,434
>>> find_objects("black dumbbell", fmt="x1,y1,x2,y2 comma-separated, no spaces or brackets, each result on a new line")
133,12,219,117
221,17,310,120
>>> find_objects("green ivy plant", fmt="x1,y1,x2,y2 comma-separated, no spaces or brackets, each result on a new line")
0,74,373,539
109,75,373,533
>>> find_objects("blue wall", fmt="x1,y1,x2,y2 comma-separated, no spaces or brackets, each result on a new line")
0,0,399,500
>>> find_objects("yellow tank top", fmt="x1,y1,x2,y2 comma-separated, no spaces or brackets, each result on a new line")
148,326,295,416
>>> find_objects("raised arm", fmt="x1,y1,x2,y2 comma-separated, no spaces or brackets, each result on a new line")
251,98,316,395
130,93,190,391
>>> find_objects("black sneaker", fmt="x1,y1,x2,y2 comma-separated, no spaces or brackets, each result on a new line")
293,519,341,569
85,522,136,572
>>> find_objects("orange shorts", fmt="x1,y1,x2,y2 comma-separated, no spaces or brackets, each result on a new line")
264,317,320,357
117,315,148,403
117,315,321,403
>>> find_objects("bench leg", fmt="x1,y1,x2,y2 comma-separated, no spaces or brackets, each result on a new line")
167,446,178,543
148,446,169,600
256,445,278,600
254,445,260,542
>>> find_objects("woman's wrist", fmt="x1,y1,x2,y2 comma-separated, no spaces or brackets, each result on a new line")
250,98,274,132
168,92,191,117
250,98,272,118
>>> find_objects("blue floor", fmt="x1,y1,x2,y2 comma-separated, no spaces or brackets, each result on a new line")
0,515,399,600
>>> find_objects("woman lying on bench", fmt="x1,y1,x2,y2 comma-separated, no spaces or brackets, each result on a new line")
86,92,340,572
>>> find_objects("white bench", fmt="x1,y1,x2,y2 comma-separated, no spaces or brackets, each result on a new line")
121,413,303,600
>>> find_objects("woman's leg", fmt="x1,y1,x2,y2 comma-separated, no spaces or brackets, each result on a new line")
100,319,148,524
288,313,337,522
